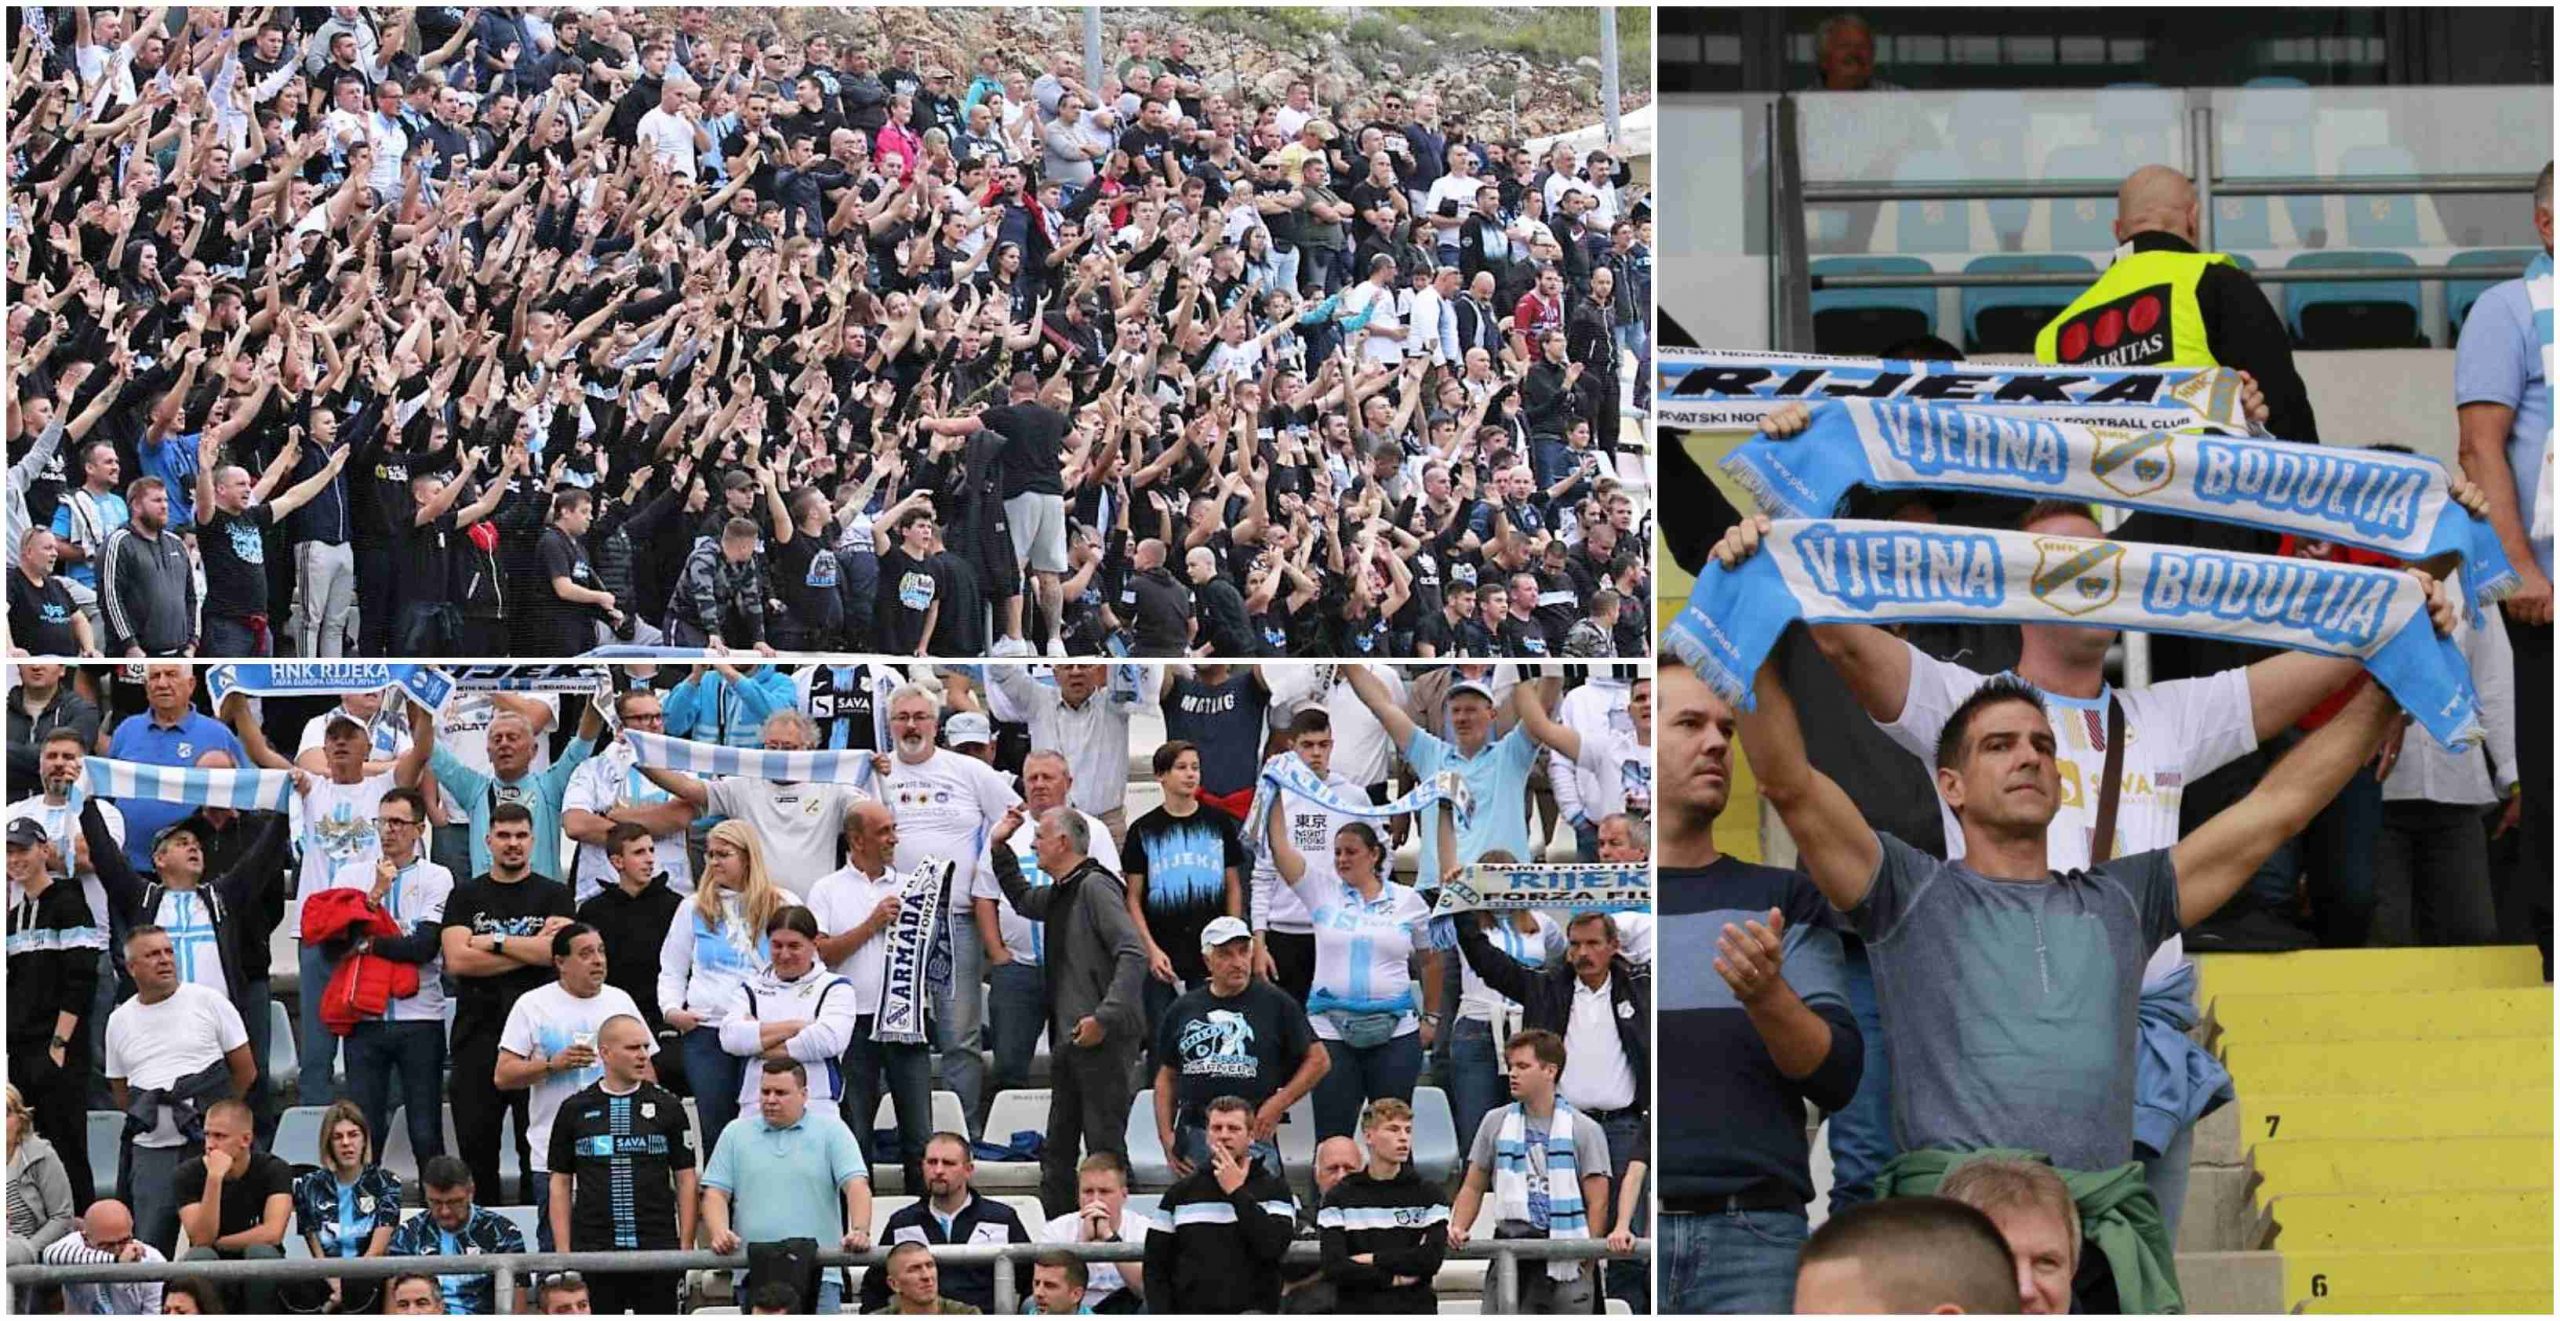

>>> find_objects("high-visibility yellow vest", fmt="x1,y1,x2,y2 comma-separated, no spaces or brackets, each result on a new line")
2034,248,2235,368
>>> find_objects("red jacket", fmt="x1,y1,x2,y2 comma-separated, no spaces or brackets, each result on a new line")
302,889,419,1037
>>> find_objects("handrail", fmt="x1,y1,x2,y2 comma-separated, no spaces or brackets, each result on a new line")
1802,173,2538,204
6,1236,1652,1315
1810,264,2527,290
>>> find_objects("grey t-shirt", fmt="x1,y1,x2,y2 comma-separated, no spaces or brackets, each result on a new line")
1851,833,2181,1171
1465,1103,1612,1237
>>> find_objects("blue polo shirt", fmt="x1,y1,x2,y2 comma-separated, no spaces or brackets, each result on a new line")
1404,723,1538,888
106,711,247,872
2453,276,2553,577
428,741,594,880
701,1108,868,1245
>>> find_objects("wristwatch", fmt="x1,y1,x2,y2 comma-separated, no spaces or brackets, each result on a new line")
49,1036,70,1050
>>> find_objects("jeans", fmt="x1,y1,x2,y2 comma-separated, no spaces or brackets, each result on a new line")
200,613,269,657
1042,1034,1138,1219
932,914,988,1133
1516,1258,1598,1315
1447,1017,1506,1159
841,1014,935,1194
1660,1207,1808,1314
2139,1117,2195,1248
1271,245,1302,300
295,539,355,657
530,1166,555,1252
2375,800,2502,946
1571,817,1601,864
1140,975,1183,1076
124,1141,195,1257
1597,1107,1649,1312
1826,938,1896,1216
684,1025,747,1162
346,1019,445,1169
2246,734,2384,942
983,960,1046,1117
1310,1031,1424,1139
2505,621,2553,971
181,1243,282,1313
448,1025,532,1203
836,548,879,652
298,943,343,1104
241,975,276,1146
1615,319,1652,408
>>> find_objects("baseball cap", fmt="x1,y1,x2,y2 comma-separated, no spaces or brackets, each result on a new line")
945,711,994,748
1447,679,1498,706
1199,915,1253,953
152,816,210,849
5,818,48,849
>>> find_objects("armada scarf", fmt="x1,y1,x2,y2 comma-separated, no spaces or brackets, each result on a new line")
876,859,954,1046
1721,398,2518,607
1666,518,2483,750
1658,348,2251,432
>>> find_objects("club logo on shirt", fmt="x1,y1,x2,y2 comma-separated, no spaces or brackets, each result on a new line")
1177,1008,1260,1079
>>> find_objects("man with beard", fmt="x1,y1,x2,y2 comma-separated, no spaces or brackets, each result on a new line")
98,478,195,656
858,1133,1033,1313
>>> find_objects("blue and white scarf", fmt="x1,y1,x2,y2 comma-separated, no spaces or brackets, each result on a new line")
2529,252,2553,547
1669,518,2484,750
624,729,879,789
80,757,296,813
1721,398,2518,606
1429,863,1651,918
1251,756,1473,839
1658,348,2252,432
876,859,954,1046
205,662,456,713
1492,1100,1589,1280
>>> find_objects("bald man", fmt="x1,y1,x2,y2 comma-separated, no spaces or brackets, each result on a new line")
39,1199,169,1315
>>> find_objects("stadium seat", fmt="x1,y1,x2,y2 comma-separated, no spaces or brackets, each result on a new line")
1960,254,2098,354
1411,1086,1462,1187
1123,1192,1163,1226
2284,251,2427,349
1275,1096,1318,1171
996,1194,1048,1232
1439,1299,1483,1314
1125,1094,1174,1188
1606,1299,1634,1315
2339,145,2425,248
1946,92,2032,244
978,1089,1049,1191
486,1204,541,1247
868,1194,917,1239
271,900,301,988
86,1110,123,1196
1892,151,1976,254
274,1105,331,1168
2040,145,2125,255
1809,257,1938,356
871,1090,967,1147
2449,248,2538,340
267,1001,297,1090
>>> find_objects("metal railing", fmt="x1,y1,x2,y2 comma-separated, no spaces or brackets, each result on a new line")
8,1236,1651,1315
1811,263,2528,289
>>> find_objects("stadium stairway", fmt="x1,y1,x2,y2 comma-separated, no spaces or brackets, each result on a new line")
2191,945,2554,1315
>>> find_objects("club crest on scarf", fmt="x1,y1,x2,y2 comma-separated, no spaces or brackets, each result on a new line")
2031,537,2127,618
2091,431,2178,499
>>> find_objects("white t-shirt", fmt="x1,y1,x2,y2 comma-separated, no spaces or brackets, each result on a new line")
1558,977,1638,1113
1039,1208,1152,1308
884,750,1022,906
636,106,699,179
7,795,118,930
1408,285,1449,364
1344,280,1406,366
295,706,413,762
1291,875,1433,1041
378,857,455,1022
973,812,1119,965
1423,173,1480,225
1246,767,1365,936
1572,728,1651,823
1881,643,2259,985
563,743,696,902
296,772,395,900
1265,667,1405,789
434,694,560,821
806,863,902,1015
703,777,863,901
1457,912,1559,1024
497,981,650,1172
1612,912,1654,967
104,985,249,1147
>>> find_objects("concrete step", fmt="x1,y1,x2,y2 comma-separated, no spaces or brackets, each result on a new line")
2173,1249,2286,1314
2277,1247,2551,1310
2205,988,2550,1043
2269,1191,2551,1249
2249,1136,2553,1196
2192,1101,2245,1166
2176,1163,2267,1254
2220,1038,2553,1093
2194,946,2546,997
2234,1089,2553,1142
2299,1292,2556,1313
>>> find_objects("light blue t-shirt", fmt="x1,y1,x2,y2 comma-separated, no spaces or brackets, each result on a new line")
429,740,593,880
1404,724,1539,887
50,490,129,588
2453,276,2552,576
701,1109,868,1244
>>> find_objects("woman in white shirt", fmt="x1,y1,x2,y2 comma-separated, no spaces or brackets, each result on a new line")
1265,808,1442,1139
657,820,785,1157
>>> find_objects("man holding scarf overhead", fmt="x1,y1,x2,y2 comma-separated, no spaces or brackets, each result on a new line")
986,802,1148,1220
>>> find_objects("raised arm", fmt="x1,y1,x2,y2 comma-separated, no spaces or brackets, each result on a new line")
2171,680,2404,928
1510,674,1579,762
1341,664,1420,752
1737,653,1884,913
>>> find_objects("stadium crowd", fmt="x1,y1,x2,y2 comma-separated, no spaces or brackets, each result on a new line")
4,658,1652,1314
3,5,1653,663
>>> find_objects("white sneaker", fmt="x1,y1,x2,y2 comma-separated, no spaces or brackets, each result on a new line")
1045,637,1070,658
991,637,1032,658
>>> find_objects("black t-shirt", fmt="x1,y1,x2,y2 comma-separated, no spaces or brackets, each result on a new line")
877,546,939,656
199,503,275,619
1123,804,1252,984
173,1150,295,1239
442,872,576,1038
1120,125,1175,178
537,526,601,652
1498,615,1553,658
8,572,81,656
980,403,1069,500
1162,673,1270,800
1411,609,1454,658
1153,979,1318,1119
547,1080,696,1250
771,533,845,638
1455,617,1501,658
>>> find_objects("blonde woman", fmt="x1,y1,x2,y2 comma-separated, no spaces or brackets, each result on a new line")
289,1100,398,1313
6,1084,77,1308
657,820,787,1153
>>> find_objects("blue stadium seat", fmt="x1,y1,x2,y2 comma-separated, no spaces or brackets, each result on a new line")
2339,145,2424,248
2040,145,2122,255
1410,1086,1461,1188
87,1110,124,1197
1960,254,2099,354
2284,250,2426,349
2225,80,2325,248
1810,257,1938,355
1946,93,2032,244
2449,248,2539,341
1893,151,1975,254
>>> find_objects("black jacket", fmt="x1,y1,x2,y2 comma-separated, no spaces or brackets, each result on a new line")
576,873,683,1032
6,685,101,789
82,800,288,1004
856,1191,1031,1313
5,875,102,1049
1318,1164,1450,1313
1452,923,1650,1115
1144,1163,1297,1313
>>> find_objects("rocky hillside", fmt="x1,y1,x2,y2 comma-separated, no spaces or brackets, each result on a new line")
734,6,1647,142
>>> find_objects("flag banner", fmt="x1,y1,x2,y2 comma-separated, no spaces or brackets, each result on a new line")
1665,518,2484,750
623,730,878,789
446,664,615,693
1430,863,1651,917
1658,348,2251,433
1720,399,2518,606
876,859,954,1046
